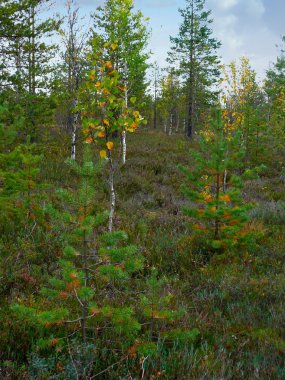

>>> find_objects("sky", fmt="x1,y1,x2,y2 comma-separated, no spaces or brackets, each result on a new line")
49,0,285,81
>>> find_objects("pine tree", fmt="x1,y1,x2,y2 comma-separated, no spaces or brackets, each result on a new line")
0,103,42,228
153,62,160,130
0,0,60,138
12,145,144,347
180,111,256,252
0,101,51,300
264,37,285,154
167,0,221,138
158,70,181,135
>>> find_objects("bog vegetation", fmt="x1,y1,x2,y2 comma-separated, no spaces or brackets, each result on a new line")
1,0,285,379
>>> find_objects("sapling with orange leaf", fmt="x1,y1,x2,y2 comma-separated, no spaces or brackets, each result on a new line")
12,144,144,352
180,110,257,252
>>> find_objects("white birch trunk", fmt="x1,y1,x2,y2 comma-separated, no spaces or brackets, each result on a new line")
122,130,126,165
176,114,180,132
169,114,173,136
108,157,116,232
223,169,228,192
183,118,186,133
71,100,79,161
164,120,168,134
71,125,77,160
122,63,128,165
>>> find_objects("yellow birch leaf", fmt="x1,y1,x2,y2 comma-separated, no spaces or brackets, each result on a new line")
100,150,107,158
131,122,138,129
106,141,114,150
98,131,105,138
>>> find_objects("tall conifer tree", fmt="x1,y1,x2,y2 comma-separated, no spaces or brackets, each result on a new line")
0,0,60,138
167,0,221,138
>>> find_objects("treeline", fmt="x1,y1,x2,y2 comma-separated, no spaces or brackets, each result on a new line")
1,0,285,378
0,0,150,156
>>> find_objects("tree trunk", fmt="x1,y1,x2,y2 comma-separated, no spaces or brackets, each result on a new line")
71,123,77,161
169,114,173,136
122,63,128,165
71,101,79,161
176,112,179,132
223,169,227,192
122,131,126,165
154,66,157,129
108,154,116,232
214,173,220,240
164,119,168,134
187,0,195,139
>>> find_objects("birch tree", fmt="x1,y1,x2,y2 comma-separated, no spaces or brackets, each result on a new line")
91,0,149,164
80,42,144,232
221,57,265,165
59,0,88,160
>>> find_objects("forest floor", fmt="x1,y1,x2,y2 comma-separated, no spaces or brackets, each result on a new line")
115,129,285,379
2,128,285,379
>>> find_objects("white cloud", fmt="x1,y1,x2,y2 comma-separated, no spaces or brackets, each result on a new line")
215,0,239,11
137,0,176,7
245,0,265,18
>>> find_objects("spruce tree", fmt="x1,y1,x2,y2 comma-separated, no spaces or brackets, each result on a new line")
167,0,221,138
